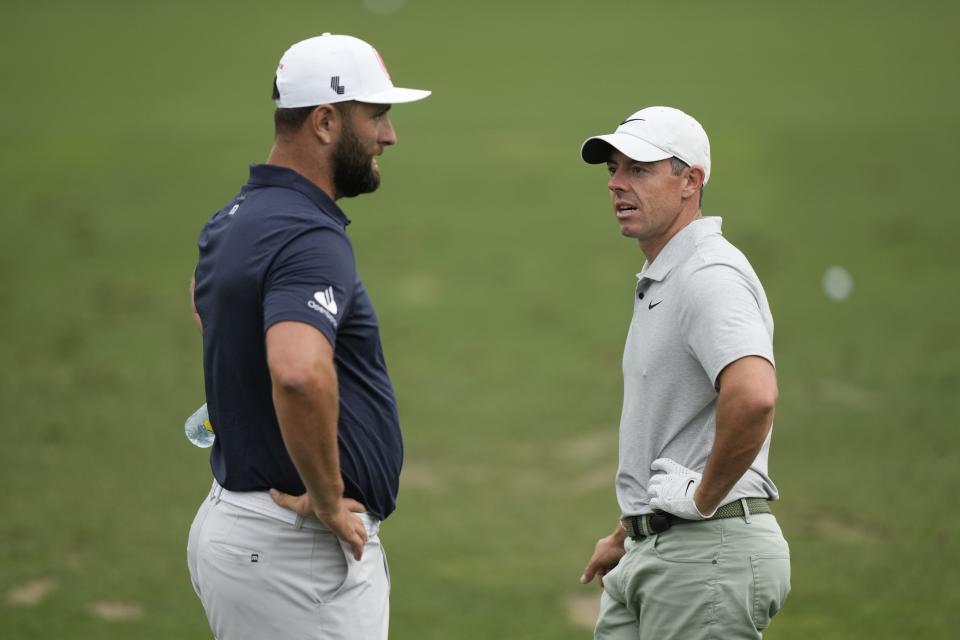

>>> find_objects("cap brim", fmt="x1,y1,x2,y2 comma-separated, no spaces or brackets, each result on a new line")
580,133,672,164
357,87,431,104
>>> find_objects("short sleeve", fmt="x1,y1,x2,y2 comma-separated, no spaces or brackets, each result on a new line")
263,227,356,348
679,263,774,387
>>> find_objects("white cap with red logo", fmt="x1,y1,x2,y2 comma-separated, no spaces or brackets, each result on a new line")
275,33,431,107
580,106,711,184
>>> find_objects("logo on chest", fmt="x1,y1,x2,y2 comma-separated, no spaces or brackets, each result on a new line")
637,289,665,311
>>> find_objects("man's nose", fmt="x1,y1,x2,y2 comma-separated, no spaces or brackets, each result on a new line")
381,116,397,146
608,169,626,193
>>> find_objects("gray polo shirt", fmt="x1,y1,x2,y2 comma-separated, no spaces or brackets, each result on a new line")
616,216,779,517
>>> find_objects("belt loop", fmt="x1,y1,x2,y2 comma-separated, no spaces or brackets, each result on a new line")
212,484,224,503
294,515,305,530
741,498,751,524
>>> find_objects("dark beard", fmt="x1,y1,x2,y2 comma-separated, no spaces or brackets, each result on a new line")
332,122,380,198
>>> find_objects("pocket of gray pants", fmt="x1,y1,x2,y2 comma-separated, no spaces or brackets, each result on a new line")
207,541,268,567
750,553,791,630
653,521,723,564
312,532,351,604
206,513,262,565
381,542,391,591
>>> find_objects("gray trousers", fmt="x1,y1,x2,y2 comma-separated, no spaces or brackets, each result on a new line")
187,483,390,640
596,513,790,639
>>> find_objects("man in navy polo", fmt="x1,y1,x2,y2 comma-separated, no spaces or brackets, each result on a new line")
186,34,429,640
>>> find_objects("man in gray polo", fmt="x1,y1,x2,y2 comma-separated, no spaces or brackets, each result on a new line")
578,106,791,639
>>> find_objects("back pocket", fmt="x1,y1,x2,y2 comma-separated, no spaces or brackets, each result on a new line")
750,553,791,630
207,540,268,566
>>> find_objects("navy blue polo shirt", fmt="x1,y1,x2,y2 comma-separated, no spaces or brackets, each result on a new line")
193,164,403,521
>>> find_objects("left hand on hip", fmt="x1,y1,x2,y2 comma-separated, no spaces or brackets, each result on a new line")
647,458,717,520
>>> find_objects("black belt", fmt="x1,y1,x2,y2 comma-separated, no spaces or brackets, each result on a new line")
622,498,772,540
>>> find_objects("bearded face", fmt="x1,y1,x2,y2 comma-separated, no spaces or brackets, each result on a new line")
332,117,381,199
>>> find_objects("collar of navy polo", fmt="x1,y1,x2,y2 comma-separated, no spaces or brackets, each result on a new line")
637,216,723,283
246,163,352,227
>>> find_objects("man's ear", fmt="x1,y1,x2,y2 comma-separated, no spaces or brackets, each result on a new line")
682,165,705,200
308,104,340,144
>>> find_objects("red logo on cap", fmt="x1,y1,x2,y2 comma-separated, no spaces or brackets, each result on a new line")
373,48,391,80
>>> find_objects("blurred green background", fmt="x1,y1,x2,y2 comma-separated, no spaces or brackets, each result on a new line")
2,0,958,638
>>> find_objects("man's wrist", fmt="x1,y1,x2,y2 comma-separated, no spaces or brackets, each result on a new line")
309,483,345,515
611,522,628,545
693,487,721,518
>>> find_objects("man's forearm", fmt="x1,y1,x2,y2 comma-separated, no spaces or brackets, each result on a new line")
272,368,343,514
696,358,777,514
697,404,773,513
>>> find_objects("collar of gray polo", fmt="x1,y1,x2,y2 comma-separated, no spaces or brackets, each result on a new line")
636,216,722,283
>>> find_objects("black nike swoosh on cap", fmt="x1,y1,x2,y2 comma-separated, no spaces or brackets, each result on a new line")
620,118,646,125
648,300,663,309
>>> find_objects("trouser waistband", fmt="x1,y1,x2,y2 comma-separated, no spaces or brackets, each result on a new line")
209,480,379,534
621,498,772,540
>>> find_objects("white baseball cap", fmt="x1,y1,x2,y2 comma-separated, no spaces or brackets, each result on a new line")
580,106,711,184
274,33,431,107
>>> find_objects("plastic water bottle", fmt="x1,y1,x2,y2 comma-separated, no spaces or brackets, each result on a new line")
184,403,215,448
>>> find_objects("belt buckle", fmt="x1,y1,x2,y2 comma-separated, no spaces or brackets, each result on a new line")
649,512,672,534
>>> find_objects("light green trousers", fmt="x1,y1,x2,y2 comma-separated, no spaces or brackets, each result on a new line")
596,513,790,640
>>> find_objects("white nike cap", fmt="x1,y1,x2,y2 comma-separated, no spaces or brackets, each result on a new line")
580,106,711,184
274,33,431,107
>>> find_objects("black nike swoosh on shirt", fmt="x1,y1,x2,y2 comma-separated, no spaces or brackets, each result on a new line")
685,479,695,496
648,300,663,309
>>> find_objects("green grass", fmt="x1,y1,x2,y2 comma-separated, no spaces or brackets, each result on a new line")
2,1,959,637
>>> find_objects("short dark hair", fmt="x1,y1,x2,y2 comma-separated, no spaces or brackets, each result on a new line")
670,156,704,207
272,79,321,137
669,156,689,176
271,80,356,137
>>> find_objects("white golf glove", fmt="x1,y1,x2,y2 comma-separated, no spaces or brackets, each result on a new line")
647,458,716,520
